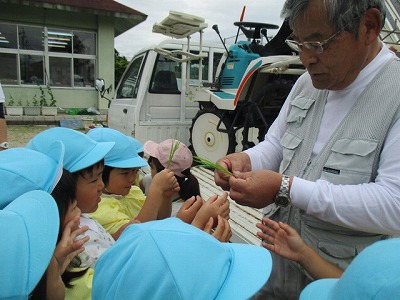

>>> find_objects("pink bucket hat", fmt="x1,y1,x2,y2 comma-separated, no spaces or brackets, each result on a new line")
143,139,192,177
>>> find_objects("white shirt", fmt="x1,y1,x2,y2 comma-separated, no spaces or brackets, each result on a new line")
246,43,400,235
77,214,115,268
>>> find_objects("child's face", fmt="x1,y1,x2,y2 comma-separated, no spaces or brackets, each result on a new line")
75,164,104,213
106,168,138,196
63,200,81,231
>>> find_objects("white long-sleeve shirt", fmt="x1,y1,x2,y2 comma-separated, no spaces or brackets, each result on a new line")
246,43,400,235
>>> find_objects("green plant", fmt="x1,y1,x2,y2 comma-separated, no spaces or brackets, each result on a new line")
32,94,39,106
46,85,56,107
38,84,48,107
9,95,23,106
8,95,15,106
166,140,181,168
25,99,30,106
193,156,233,176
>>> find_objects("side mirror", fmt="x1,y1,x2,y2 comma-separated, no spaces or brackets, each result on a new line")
95,78,112,108
95,78,105,93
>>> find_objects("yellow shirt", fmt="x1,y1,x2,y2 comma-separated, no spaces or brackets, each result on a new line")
65,268,93,300
89,186,146,235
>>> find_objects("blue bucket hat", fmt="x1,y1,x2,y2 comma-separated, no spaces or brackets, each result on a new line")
87,128,148,168
300,238,400,300
93,218,272,300
27,127,114,173
0,145,64,209
0,190,59,299
127,136,143,153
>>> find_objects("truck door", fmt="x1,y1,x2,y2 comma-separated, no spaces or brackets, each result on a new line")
107,52,147,135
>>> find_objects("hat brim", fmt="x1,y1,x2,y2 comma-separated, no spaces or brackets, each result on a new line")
143,140,160,158
0,190,59,296
218,243,272,299
300,278,337,300
69,141,114,172
106,155,149,168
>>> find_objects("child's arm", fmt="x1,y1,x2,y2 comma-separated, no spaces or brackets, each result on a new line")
191,192,230,229
136,169,179,222
257,218,343,279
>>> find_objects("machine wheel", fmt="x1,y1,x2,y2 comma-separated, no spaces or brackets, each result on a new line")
190,109,236,163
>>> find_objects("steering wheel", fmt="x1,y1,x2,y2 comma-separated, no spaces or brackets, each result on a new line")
234,21,279,40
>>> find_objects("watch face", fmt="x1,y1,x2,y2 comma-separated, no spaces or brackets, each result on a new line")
275,195,290,207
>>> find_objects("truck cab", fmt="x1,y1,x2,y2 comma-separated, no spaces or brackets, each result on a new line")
107,12,224,146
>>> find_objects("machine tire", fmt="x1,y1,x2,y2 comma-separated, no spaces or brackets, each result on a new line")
190,108,236,163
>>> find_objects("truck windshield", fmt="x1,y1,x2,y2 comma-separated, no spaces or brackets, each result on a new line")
116,53,145,99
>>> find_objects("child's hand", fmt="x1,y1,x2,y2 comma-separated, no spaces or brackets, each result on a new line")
151,169,180,197
204,215,232,242
256,217,308,263
53,216,90,274
191,192,230,229
176,195,203,224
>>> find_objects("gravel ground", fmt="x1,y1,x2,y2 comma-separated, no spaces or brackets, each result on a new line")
7,125,85,148
7,125,57,148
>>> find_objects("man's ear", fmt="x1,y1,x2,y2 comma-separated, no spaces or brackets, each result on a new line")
362,8,382,44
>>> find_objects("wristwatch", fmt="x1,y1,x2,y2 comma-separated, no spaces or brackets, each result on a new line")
0,141,8,149
274,174,291,207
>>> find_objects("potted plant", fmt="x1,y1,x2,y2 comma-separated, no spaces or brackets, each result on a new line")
6,95,23,116
24,94,41,116
41,84,57,116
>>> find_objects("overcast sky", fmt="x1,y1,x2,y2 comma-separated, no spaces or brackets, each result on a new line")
114,1,287,59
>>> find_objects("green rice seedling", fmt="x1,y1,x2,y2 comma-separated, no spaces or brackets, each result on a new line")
166,139,181,168
193,156,233,176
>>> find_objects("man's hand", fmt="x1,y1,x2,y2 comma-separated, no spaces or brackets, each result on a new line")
229,170,282,208
214,152,251,190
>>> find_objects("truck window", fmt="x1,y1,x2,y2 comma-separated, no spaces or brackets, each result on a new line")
190,51,223,82
149,55,181,94
116,53,146,99
149,51,223,93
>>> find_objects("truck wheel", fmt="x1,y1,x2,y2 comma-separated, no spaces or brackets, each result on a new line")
190,109,236,163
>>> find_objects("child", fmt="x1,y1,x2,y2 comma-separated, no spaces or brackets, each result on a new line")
27,127,116,269
143,139,200,216
31,169,89,300
27,127,118,300
300,238,400,300
257,217,343,279
86,128,180,239
0,145,64,209
0,190,60,299
0,147,87,299
93,218,273,300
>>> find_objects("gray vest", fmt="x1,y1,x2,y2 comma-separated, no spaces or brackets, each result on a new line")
261,56,400,299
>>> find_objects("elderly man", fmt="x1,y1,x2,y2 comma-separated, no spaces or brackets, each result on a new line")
214,0,400,298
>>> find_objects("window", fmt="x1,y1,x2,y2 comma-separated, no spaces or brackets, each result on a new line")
150,55,180,94
0,22,96,87
116,53,146,99
20,54,44,85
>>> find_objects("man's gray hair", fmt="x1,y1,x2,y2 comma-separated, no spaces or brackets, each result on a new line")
281,0,386,37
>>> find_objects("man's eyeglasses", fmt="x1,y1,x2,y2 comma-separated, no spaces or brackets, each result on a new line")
285,29,343,55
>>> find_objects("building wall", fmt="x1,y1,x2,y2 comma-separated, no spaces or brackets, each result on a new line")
0,3,115,112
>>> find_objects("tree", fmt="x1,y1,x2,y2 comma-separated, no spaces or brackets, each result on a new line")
115,49,129,88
